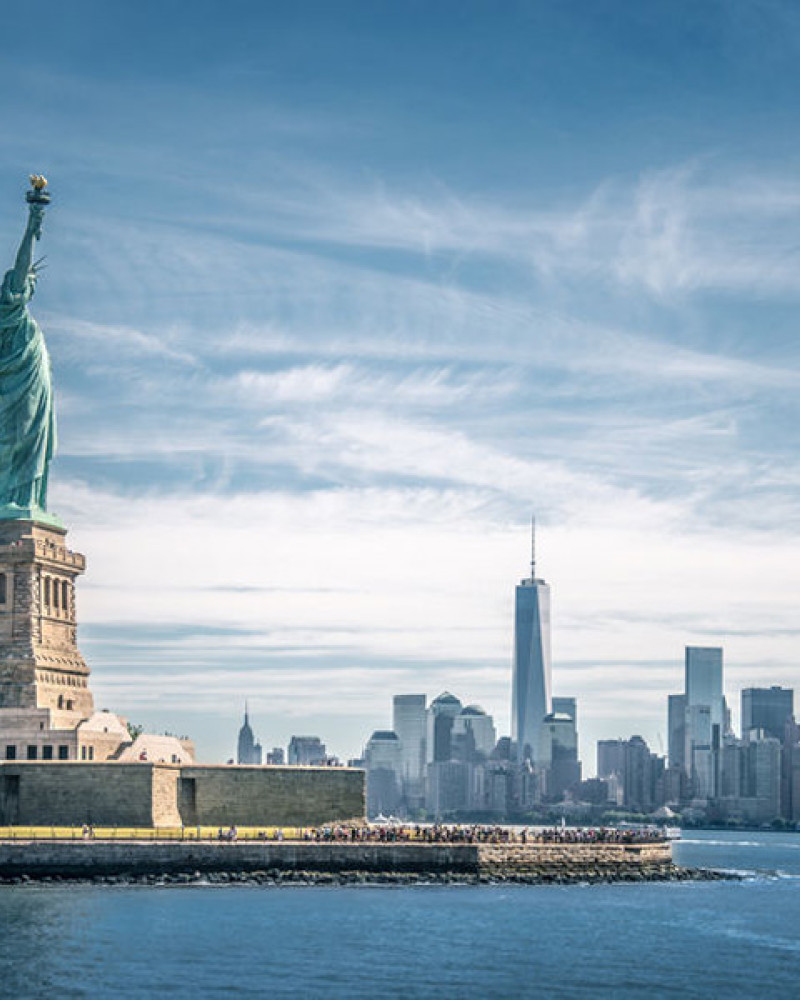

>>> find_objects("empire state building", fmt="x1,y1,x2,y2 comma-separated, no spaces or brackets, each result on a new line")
511,519,552,763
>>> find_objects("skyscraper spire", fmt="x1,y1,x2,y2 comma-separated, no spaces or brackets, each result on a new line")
531,514,536,579
244,700,249,725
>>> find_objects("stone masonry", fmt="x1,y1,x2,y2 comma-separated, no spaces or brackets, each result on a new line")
0,519,92,721
0,839,675,881
0,761,366,828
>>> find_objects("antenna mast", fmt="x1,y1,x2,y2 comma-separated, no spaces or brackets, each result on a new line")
530,514,536,579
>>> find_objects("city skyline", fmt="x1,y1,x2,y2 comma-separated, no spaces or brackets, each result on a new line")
353,649,797,819
238,646,796,785
2,2,800,764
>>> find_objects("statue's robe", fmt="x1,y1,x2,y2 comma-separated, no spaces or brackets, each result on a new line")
0,275,56,510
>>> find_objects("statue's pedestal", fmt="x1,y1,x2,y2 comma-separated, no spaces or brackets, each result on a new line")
0,517,93,720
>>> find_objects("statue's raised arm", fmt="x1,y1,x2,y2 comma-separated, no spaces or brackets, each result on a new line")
0,177,58,523
9,202,45,295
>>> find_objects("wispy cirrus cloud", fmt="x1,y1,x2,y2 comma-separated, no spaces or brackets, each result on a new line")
225,164,800,299
232,363,516,408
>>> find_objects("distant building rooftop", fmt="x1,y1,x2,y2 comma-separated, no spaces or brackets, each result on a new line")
431,691,461,706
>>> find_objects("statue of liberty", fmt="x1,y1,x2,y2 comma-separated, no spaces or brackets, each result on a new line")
0,176,58,523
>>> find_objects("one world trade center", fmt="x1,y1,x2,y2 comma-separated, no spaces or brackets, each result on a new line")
511,518,552,763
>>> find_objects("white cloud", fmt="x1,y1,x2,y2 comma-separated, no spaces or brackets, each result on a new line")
47,315,198,366
49,474,800,764
233,363,514,408
241,164,800,299
9,138,800,764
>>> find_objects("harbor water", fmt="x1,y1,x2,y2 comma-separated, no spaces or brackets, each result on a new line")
1,829,798,998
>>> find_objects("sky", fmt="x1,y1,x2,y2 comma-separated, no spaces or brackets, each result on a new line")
2,0,800,769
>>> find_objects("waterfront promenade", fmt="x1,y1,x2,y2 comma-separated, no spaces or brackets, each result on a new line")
0,823,667,843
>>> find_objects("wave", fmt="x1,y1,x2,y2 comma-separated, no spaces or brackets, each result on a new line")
719,925,800,955
680,838,777,848
709,866,800,881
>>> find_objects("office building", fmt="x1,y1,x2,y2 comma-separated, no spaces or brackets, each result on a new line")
287,735,327,766
426,760,469,817
667,694,686,771
541,709,580,801
716,730,782,825
685,646,724,729
684,646,725,799
236,705,263,765
452,705,497,760
511,518,552,763
596,736,662,812
364,730,402,817
426,691,462,763
782,720,800,823
623,736,661,813
597,739,626,779
392,694,427,809
552,696,576,722
741,687,794,741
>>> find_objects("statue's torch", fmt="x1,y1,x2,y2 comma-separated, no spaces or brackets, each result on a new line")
25,175,49,239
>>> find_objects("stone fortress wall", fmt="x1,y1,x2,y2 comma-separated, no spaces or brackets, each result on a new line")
176,766,365,827
0,761,366,828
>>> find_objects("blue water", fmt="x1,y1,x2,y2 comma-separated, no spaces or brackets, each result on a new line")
1,831,799,999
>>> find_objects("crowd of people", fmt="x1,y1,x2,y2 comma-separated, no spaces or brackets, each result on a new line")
284,824,666,845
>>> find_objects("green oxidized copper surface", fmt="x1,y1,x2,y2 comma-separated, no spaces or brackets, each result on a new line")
0,180,62,528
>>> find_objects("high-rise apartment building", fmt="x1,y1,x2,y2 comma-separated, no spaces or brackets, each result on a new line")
511,519,552,763
741,687,794,741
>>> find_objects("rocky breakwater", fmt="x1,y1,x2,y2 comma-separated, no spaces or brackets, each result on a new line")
476,839,701,884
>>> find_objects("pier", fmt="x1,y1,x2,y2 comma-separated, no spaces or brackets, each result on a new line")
0,831,682,884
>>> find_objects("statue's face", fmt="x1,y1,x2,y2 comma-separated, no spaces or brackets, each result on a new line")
0,270,35,302
0,271,14,302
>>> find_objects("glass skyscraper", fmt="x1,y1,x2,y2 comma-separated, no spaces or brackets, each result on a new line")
741,687,794,741
685,647,724,730
392,694,427,809
511,521,552,763
667,693,687,771
684,646,724,799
